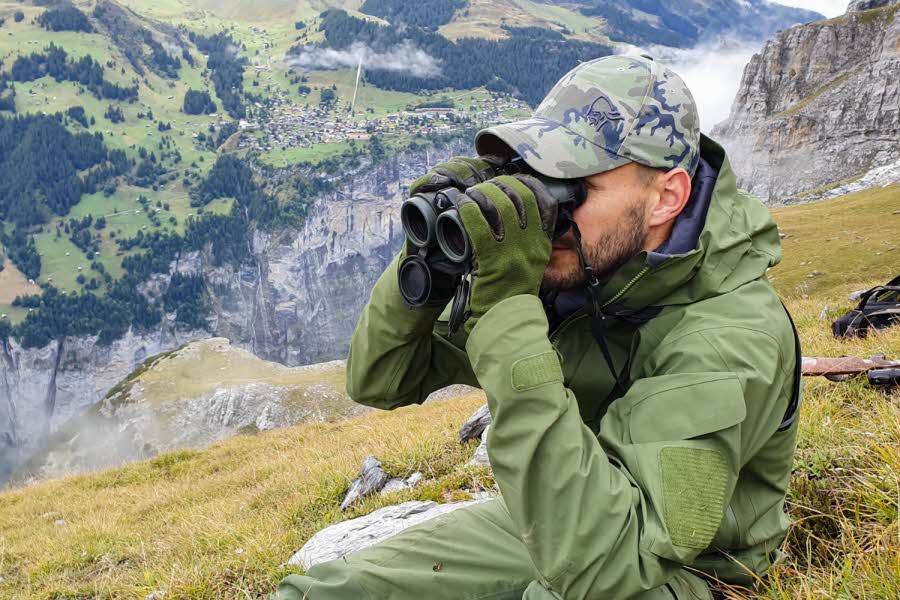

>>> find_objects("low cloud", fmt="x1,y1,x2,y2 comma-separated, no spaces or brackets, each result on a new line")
286,41,441,78
618,41,761,132
164,42,183,57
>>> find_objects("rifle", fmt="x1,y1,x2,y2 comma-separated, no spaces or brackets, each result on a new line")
802,355,900,387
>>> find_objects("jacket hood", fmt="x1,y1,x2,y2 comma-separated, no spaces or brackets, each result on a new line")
592,134,783,311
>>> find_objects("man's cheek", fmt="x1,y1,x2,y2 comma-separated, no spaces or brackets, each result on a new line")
546,248,578,271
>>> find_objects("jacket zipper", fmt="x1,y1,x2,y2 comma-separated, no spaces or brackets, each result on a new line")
600,267,651,310
549,266,652,344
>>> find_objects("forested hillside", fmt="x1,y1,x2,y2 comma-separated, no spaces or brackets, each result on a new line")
554,0,823,47
0,0,825,352
295,8,613,106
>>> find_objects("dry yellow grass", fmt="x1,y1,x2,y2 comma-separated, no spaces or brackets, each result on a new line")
0,259,41,305
0,393,490,598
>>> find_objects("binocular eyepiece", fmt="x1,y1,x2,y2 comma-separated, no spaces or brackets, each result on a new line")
400,188,474,263
398,158,588,312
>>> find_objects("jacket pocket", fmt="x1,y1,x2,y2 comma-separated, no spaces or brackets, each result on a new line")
627,372,746,444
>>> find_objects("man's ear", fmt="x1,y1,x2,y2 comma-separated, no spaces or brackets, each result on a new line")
648,168,692,228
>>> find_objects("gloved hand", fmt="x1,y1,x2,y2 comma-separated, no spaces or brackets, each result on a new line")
409,155,505,197
399,155,506,309
459,174,555,334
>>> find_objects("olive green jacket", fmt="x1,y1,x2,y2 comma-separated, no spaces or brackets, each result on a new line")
346,137,799,598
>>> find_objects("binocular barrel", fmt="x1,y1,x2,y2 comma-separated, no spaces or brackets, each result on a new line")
409,175,586,263
397,162,587,309
400,195,438,248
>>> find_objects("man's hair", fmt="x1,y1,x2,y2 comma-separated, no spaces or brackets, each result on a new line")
635,163,670,188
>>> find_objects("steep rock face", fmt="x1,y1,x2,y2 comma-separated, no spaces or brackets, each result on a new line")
0,139,469,482
712,3,900,203
182,140,469,366
13,338,363,484
0,326,204,482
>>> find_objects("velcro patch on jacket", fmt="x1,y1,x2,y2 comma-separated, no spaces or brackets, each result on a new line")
659,446,728,549
511,352,563,392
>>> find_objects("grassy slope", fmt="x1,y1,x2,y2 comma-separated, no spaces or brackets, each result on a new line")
0,0,225,304
770,184,899,298
106,337,349,410
1,188,899,597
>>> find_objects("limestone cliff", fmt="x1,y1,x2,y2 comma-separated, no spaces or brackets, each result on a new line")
0,139,468,483
11,338,364,485
712,1,900,203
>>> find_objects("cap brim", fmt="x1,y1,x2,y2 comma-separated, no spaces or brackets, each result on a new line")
475,117,631,179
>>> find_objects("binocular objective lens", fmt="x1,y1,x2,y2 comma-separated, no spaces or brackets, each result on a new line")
398,255,433,307
440,222,466,257
436,210,471,263
401,196,438,247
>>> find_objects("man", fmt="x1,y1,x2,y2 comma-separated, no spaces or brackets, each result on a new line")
276,55,800,599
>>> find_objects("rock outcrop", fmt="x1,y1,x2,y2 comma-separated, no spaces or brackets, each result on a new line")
11,338,365,484
712,2,900,203
793,157,900,202
0,140,469,482
457,404,491,443
288,499,491,570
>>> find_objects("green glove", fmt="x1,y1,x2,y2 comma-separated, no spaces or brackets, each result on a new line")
409,155,504,196
458,175,554,334
399,155,505,309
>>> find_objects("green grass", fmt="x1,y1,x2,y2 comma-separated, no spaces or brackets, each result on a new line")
258,141,357,167
0,303,29,324
769,184,900,298
30,187,231,294
31,230,91,293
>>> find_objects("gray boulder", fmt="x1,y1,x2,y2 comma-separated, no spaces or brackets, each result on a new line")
288,499,490,570
380,471,425,496
468,424,492,468
458,404,492,443
340,455,390,510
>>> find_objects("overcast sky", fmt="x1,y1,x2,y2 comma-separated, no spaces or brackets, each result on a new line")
773,0,847,18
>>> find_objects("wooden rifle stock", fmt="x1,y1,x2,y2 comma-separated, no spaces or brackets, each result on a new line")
801,356,900,377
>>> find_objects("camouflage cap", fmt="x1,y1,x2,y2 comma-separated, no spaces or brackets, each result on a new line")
475,55,700,179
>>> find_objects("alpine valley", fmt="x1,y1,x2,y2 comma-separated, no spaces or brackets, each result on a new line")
0,0,865,485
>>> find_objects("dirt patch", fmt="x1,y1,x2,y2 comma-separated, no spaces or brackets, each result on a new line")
0,259,41,304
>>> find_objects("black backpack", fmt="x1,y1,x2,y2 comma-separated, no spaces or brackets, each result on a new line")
832,275,900,338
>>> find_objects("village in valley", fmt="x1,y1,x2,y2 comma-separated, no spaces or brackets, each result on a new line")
233,89,530,156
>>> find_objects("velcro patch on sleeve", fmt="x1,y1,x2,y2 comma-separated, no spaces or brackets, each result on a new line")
511,352,563,392
659,446,728,549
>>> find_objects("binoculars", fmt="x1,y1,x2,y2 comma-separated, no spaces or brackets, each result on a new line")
398,157,587,312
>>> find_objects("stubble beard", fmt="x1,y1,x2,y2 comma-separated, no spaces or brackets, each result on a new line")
542,202,649,291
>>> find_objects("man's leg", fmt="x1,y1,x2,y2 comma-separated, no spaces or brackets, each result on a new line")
275,499,538,600
520,570,713,600
275,498,715,600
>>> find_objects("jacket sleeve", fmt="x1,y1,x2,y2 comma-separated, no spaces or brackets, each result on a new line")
466,294,760,599
346,254,478,410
